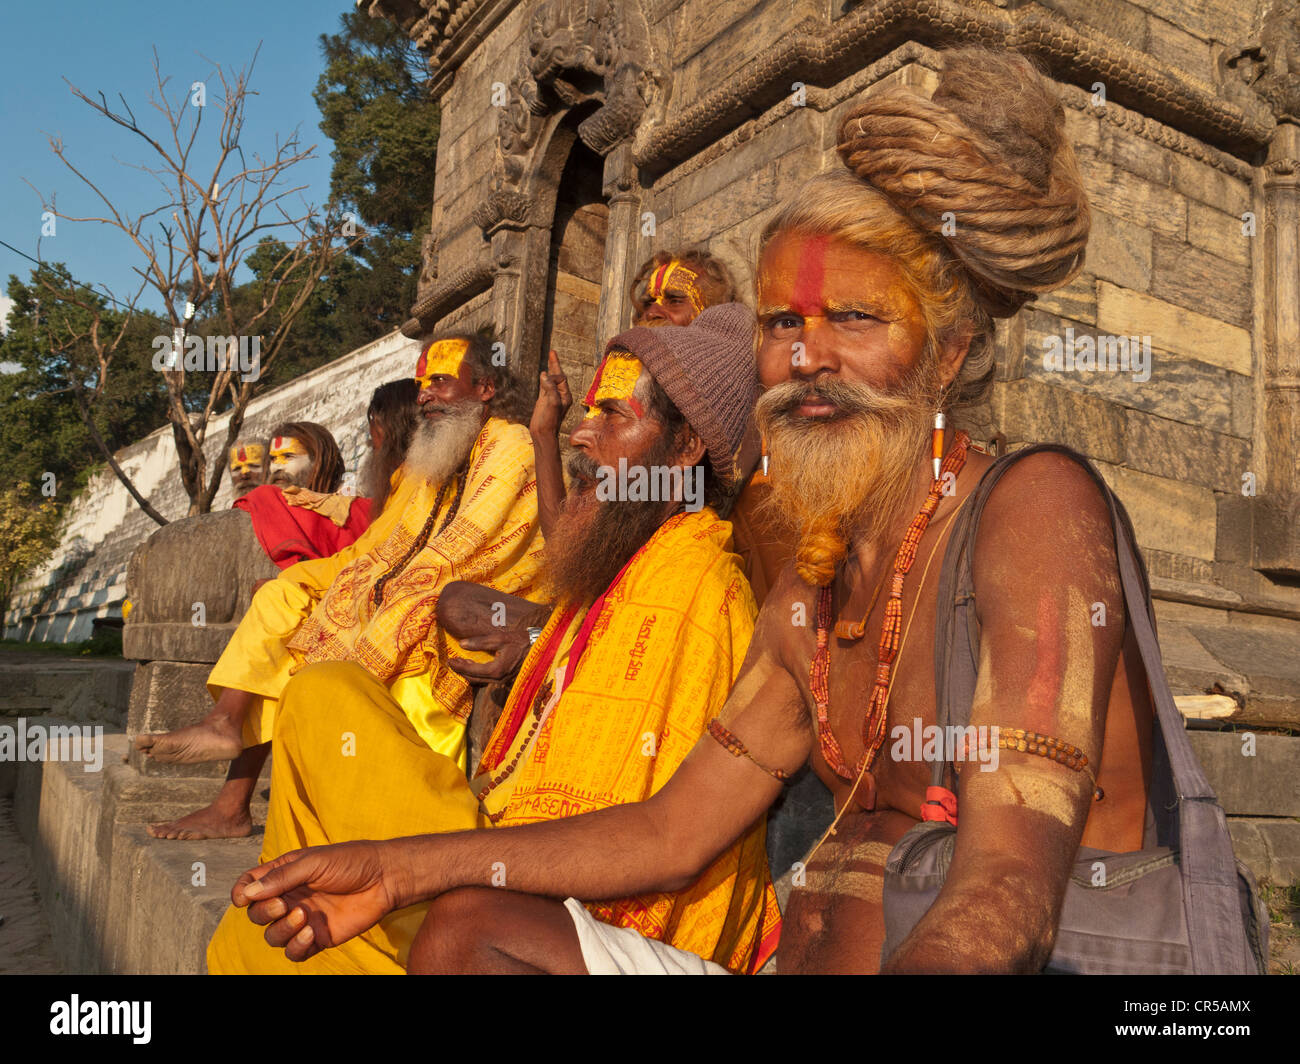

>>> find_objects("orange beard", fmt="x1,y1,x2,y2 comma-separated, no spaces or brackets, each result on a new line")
755,357,939,588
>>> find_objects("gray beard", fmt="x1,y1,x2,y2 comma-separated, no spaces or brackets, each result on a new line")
403,401,485,487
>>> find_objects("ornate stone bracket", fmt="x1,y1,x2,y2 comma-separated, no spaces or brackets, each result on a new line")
401,257,497,337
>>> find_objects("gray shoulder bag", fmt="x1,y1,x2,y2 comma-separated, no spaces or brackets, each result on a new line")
880,444,1268,974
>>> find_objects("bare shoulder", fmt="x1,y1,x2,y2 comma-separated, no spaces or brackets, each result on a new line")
974,451,1115,575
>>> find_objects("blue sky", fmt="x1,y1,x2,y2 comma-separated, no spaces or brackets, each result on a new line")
0,1,357,326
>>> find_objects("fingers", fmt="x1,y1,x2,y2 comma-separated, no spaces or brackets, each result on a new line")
259,905,323,962
262,904,308,947
235,849,313,906
547,349,563,376
448,657,509,682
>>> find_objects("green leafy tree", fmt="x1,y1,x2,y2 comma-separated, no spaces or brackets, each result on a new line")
308,10,439,339
0,264,169,506
0,486,64,620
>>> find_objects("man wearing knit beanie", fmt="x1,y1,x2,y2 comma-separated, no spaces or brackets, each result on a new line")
218,304,782,975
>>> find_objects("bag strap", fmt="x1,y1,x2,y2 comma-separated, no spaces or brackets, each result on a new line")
932,444,1253,973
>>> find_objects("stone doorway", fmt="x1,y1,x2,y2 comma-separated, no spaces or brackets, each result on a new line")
539,138,609,436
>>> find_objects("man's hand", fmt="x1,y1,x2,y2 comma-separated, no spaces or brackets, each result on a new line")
437,581,552,684
233,841,401,963
530,350,572,440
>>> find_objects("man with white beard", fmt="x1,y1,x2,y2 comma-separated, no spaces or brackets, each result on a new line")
135,332,544,841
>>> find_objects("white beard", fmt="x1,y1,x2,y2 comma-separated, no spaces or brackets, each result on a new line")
403,401,485,487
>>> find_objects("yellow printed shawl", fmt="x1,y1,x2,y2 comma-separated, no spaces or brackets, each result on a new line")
479,508,782,974
286,417,544,724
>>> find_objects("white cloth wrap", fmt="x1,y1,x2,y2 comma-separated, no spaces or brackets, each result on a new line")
563,898,730,975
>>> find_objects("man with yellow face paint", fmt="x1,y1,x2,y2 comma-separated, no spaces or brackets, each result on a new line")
228,440,267,498
135,332,543,844
530,246,790,608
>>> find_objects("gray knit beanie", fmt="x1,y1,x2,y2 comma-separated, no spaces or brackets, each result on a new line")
604,302,760,495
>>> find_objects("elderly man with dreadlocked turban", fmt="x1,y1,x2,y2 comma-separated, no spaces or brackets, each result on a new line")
217,48,1160,975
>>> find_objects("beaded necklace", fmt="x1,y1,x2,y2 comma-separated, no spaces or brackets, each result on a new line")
371,468,467,608
811,431,971,784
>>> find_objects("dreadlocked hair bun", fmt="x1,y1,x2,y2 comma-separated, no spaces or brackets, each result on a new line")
836,47,1090,318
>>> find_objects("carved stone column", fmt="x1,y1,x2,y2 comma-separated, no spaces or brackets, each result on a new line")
1255,125,1300,574
597,143,642,342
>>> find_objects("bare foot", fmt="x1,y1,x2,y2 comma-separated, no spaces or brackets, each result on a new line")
147,802,253,841
134,716,243,764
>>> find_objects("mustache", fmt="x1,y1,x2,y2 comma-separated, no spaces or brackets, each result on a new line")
566,450,601,485
757,376,916,424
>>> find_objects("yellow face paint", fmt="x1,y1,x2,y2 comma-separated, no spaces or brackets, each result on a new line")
269,437,308,464
414,338,469,389
229,443,265,475
642,260,706,316
583,352,646,419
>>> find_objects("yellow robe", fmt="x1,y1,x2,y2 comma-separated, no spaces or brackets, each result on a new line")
207,416,544,765
207,508,780,974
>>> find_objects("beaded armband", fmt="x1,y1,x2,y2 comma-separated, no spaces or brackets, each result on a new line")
706,719,791,783
994,726,1104,801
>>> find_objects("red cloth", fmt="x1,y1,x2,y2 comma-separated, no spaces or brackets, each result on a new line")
234,484,372,569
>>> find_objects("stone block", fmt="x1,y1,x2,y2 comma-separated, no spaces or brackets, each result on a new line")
1255,819,1300,882
1226,818,1270,884
1144,0,1255,45
1121,408,1249,492
1027,275,1098,326
1094,463,1217,560
1145,14,1214,78
1096,122,1173,187
1186,731,1300,817
1037,0,1148,48
1170,153,1251,216
1085,208,1153,292
123,509,275,659
1095,282,1252,375
1230,372,1255,440
1189,623,1300,701
1186,200,1250,266
126,661,226,780
1150,234,1252,329
1215,493,1254,565
1084,159,1187,240
990,377,1125,464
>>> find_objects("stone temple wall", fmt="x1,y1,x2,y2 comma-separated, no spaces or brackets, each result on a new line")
5,329,421,643
367,0,1300,727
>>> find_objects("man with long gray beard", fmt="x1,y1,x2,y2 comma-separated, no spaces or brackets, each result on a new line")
209,304,781,974
135,333,544,841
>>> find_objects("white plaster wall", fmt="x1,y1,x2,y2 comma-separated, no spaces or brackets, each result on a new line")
5,329,421,642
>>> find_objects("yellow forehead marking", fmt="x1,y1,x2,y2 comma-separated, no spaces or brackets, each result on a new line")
649,260,705,315
583,354,645,419
229,443,264,470
415,338,469,388
269,437,308,462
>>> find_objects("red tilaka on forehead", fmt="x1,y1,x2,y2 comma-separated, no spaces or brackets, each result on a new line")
791,234,831,315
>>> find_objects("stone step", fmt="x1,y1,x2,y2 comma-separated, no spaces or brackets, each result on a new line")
1185,730,1300,818
0,655,134,728
9,722,269,974
1227,818,1300,885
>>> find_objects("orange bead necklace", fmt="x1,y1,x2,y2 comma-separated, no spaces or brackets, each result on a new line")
811,431,971,784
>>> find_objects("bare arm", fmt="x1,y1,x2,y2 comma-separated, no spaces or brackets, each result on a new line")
530,350,571,540
884,454,1124,973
